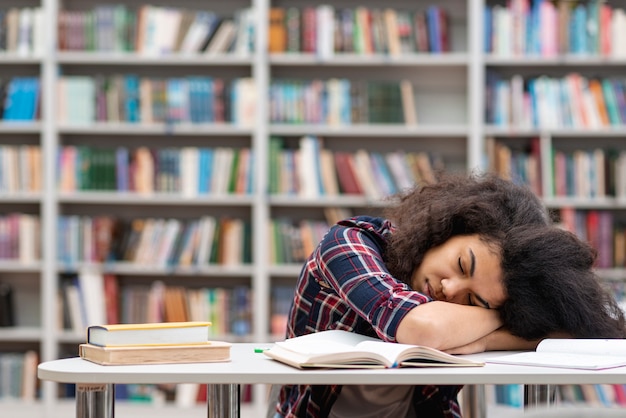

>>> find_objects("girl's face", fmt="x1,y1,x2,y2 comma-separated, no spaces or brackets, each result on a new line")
410,234,506,309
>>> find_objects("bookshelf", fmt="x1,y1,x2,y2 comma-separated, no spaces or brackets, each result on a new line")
0,0,625,416
482,0,626,411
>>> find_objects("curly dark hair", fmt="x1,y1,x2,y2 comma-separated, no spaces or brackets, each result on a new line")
383,172,549,283
501,226,626,339
383,172,626,340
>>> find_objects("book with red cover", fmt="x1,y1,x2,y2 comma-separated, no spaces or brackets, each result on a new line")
301,7,317,53
334,152,362,195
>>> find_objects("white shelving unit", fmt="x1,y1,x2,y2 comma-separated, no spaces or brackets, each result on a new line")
0,0,625,416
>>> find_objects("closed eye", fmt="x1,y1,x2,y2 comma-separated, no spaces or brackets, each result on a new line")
469,293,491,309
458,257,464,274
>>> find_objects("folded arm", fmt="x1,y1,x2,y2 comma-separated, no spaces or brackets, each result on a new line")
444,328,539,354
444,328,574,354
396,301,503,350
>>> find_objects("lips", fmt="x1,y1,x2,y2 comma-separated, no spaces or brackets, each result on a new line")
423,281,435,300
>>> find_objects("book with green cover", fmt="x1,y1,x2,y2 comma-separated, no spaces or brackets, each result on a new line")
367,81,404,124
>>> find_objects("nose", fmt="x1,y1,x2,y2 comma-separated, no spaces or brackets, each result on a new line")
441,276,468,304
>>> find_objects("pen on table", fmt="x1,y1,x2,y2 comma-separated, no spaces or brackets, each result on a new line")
254,347,270,353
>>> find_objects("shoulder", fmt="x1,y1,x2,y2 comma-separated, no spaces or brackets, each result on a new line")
335,216,394,240
316,216,393,259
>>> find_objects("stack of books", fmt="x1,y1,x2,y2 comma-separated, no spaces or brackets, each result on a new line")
79,321,231,365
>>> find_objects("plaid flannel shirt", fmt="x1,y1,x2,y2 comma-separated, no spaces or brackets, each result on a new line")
275,216,463,418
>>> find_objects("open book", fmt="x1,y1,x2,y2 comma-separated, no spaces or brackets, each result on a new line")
487,339,626,370
263,330,483,369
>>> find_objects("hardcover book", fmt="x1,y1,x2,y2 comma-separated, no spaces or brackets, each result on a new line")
87,321,212,347
79,341,231,365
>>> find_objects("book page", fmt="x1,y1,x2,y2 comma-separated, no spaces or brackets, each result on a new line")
276,340,357,355
277,330,379,353
355,340,414,366
536,338,626,357
487,351,626,370
357,340,480,366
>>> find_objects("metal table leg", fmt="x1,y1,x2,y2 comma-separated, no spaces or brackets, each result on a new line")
76,383,115,418
462,385,486,418
207,384,240,418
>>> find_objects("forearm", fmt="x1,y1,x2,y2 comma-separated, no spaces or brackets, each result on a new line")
484,329,540,351
446,328,540,354
483,329,572,351
396,301,502,350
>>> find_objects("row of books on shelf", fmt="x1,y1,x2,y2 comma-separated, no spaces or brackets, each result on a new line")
2,274,289,341
1,77,39,122
0,351,38,400
57,215,251,267
486,72,626,129
487,137,626,199
485,0,626,57
12,141,626,201
269,5,450,56
60,274,252,337
270,79,417,125
553,148,626,199
0,7,44,56
557,383,626,407
57,75,419,127
490,383,626,408
58,76,255,126
57,382,253,406
10,206,348,267
270,286,293,337
0,213,39,263
0,145,41,193
269,218,338,265
57,146,254,196
28,72,626,129
58,6,254,56
557,208,625,269
55,3,449,57
486,137,542,197
269,136,439,199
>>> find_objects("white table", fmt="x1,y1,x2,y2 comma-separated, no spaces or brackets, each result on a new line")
38,344,626,418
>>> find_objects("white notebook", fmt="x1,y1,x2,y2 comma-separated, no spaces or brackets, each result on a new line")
487,339,626,370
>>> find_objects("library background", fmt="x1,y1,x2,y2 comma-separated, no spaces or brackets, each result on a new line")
1,0,626,416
